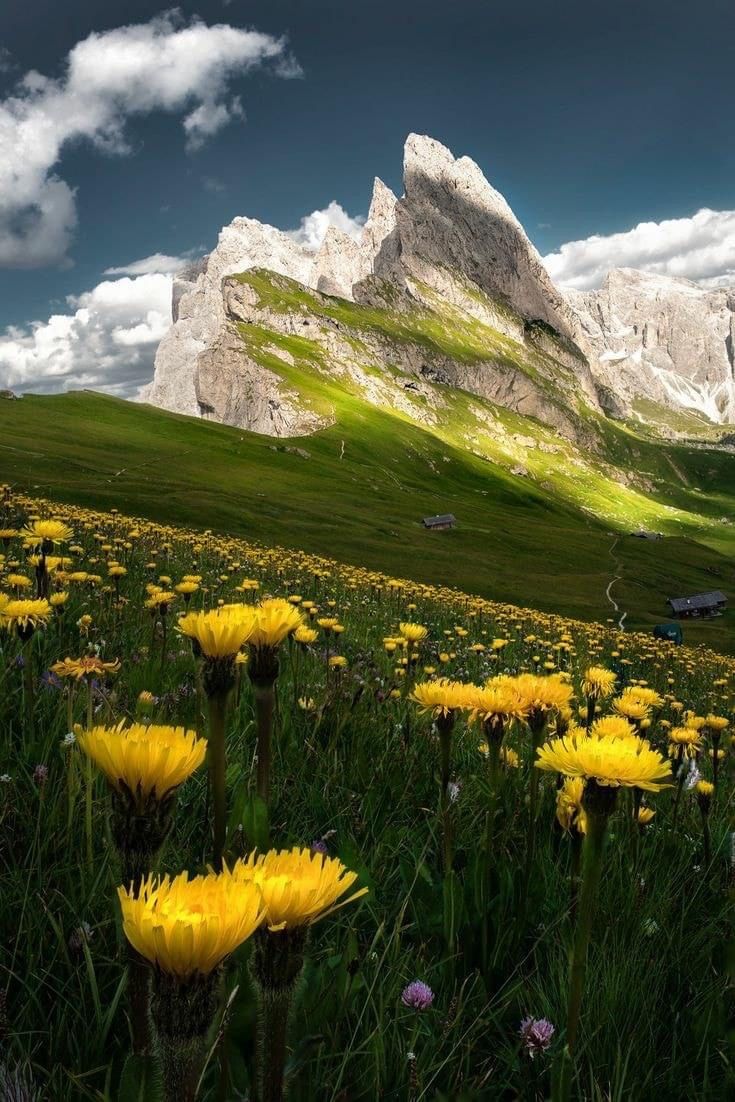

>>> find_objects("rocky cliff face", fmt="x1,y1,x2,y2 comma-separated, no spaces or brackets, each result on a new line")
143,133,735,437
568,269,735,423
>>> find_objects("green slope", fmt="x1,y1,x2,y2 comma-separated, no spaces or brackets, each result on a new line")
1,388,733,651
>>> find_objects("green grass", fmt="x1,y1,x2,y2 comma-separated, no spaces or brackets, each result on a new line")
1,493,733,1100
1,387,734,651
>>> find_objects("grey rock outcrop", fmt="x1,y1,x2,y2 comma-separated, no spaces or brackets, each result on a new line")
569,269,735,423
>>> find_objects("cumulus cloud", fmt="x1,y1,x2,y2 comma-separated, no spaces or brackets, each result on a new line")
0,12,301,268
103,253,192,277
0,272,173,397
287,200,365,251
544,208,735,290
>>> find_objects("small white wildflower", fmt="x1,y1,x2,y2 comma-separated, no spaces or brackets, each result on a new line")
684,761,702,790
62,731,76,747
0,774,11,783
447,781,461,803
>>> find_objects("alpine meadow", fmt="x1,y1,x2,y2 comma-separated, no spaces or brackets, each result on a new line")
1,6,734,1102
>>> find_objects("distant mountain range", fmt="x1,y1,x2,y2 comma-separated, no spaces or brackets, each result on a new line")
143,134,735,440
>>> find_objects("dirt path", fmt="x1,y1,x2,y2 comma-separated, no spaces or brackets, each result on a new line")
606,535,627,629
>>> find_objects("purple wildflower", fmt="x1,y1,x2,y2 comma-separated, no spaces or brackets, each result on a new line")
32,764,48,787
519,1016,555,1058
310,839,329,856
40,670,63,692
401,980,434,1011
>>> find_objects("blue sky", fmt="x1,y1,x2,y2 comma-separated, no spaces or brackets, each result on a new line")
0,0,733,394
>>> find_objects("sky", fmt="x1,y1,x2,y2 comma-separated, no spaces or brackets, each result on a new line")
0,0,733,396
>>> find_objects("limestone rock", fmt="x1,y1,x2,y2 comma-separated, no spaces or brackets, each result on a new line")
569,269,735,423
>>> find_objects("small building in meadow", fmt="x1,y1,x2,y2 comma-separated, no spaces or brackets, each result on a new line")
422,513,457,531
667,591,727,618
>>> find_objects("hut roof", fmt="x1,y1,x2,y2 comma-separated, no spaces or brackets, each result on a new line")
423,514,456,527
667,591,727,613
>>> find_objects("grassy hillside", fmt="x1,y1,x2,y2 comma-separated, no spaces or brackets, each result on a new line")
1,388,733,650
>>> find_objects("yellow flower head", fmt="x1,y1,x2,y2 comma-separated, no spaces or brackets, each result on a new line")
535,731,671,792
51,655,121,681
2,598,52,632
466,682,528,729
410,679,473,718
695,779,715,798
637,806,656,825
704,714,729,733
248,598,304,649
230,846,367,930
505,673,574,718
293,625,318,646
76,722,206,800
145,590,176,611
178,606,252,659
556,777,587,834
612,692,651,723
399,622,428,644
22,519,73,546
668,726,703,757
583,666,617,699
118,870,265,977
589,716,636,741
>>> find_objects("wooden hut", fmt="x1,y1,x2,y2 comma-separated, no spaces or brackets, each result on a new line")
667,591,727,619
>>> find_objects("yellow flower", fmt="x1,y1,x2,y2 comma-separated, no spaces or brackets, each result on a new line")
504,673,574,719
668,726,703,757
695,779,715,798
248,598,304,649
410,679,472,718
175,580,199,595
49,592,69,608
582,666,617,699
328,655,347,669
118,870,265,977
704,714,729,733
556,777,587,834
2,598,52,632
466,682,528,729
7,574,31,590
144,590,176,611
21,519,73,545
589,716,636,741
294,625,318,646
399,622,428,643
612,692,651,723
637,806,656,825
231,847,367,930
178,606,252,659
535,731,671,792
77,722,207,800
51,655,121,680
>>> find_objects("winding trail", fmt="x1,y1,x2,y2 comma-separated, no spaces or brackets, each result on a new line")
605,535,628,630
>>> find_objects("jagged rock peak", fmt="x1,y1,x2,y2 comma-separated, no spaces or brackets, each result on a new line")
569,267,735,423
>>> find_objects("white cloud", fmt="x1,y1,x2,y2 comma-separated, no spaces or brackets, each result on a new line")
0,13,301,268
0,272,173,397
287,200,365,252
544,208,735,290
104,253,191,276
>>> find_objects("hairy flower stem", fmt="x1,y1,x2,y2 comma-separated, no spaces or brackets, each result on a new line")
712,733,721,791
671,747,685,828
254,929,307,1102
436,714,455,874
253,680,276,809
261,990,293,1102
22,643,34,740
152,972,219,1102
208,691,229,871
519,718,546,931
127,947,152,1056
701,809,712,866
559,782,616,1101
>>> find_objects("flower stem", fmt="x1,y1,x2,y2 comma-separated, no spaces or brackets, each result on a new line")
207,691,228,871
254,681,276,809
260,989,293,1102
565,786,614,1057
